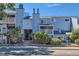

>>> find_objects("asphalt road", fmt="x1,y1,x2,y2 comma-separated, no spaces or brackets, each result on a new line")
0,46,49,56
0,46,79,56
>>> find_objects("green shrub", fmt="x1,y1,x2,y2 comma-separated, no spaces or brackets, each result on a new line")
32,32,51,44
69,28,79,42
75,39,79,45
50,38,62,45
70,34,79,42
7,27,21,44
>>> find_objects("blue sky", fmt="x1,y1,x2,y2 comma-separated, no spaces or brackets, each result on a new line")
6,3,79,16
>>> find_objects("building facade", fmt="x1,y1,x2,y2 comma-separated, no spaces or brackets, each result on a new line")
0,4,79,44
15,4,73,40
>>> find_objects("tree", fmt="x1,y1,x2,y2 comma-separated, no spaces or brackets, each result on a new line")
70,28,79,42
0,3,15,20
75,39,79,45
32,32,51,44
50,38,62,45
7,27,22,44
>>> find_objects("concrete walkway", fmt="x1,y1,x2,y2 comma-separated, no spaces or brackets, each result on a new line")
47,47,79,56
48,49,79,56
47,47,79,50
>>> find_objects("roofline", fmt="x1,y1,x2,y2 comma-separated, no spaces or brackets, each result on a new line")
40,16,79,18
5,12,79,18
31,16,79,17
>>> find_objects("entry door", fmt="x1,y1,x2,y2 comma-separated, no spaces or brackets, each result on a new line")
24,30,29,40
24,30,32,40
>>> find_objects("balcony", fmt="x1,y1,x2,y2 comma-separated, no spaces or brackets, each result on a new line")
3,17,15,24
40,24,53,35
40,24,53,27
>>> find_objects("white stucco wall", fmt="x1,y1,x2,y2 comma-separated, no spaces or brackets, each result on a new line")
40,18,54,25
22,19,32,29
54,17,71,31
53,34,66,40
32,13,40,34
71,17,79,28
15,8,24,28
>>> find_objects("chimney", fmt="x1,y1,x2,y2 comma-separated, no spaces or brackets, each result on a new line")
37,8,39,14
33,8,35,14
19,4,23,9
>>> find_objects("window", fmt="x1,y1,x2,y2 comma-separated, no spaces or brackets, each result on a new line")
54,19,56,22
41,20,43,24
52,18,54,21
0,28,1,32
48,29,52,34
77,18,79,24
3,28,6,33
65,19,69,21
0,24,2,25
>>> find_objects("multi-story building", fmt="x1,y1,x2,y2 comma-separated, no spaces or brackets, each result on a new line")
0,12,15,44
15,4,72,40
1,4,79,44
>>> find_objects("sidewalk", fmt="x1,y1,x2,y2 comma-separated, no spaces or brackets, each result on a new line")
47,47,79,50
47,47,79,56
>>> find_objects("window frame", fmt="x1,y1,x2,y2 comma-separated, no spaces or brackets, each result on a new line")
65,18,69,22
77,18,79,24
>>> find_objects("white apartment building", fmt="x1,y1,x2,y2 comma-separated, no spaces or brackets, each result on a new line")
0,4,79,44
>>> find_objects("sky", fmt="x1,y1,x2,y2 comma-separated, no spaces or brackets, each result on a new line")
5,3,79,16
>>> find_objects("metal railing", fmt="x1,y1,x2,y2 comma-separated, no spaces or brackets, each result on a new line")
3,17,15,24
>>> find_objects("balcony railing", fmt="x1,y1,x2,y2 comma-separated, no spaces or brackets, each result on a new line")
3,17,15,24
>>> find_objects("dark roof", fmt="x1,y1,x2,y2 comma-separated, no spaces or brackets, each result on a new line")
7,12,15,17
24,16,31,19
7,15,15,17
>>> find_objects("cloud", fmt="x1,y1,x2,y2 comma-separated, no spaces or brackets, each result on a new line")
47,4,61,7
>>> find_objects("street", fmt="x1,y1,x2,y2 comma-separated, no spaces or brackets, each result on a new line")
0,46,79,56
